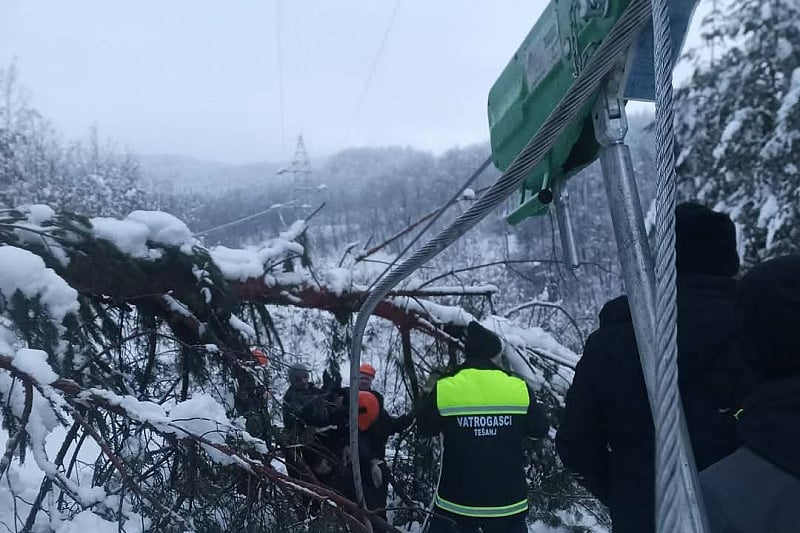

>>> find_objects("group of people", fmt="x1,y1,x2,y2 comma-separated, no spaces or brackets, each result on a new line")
557,203,800,533
280,202,800,533
281,361,412,516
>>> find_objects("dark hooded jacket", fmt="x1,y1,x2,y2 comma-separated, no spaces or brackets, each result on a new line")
556,275,754,533
556,203,755,533
701,376,800,532
700,254,800,533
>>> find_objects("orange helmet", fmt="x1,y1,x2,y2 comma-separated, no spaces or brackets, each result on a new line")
251,348,268,365
357,391,380,430
359,363,376,378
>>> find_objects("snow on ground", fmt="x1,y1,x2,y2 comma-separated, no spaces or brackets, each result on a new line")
0,423,103,532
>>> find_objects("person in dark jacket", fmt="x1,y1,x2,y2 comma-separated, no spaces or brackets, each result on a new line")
417,321,549,533
556,203,755,533
353,363,412,515
700,254,800,532
282,363,344,480
357,363,413,451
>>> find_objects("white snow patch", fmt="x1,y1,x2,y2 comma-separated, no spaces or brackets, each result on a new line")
461,188,476,199
54,510,122,533
12,348,59,384
230,314,256,340
210,231,305,281
485,315,579,370
324,267,352,296
776,38,793,61
126,210,193,245
91,211,194,259
410,285,499,295
0,245,79,322
393,297,475,326
169,394,236,464
757,194,779,228
21,204,55,225
90,217,156,259
713,109,749,159
777,68,800,124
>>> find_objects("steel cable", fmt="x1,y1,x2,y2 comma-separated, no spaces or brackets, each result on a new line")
346,0,653,514
650,0,709,529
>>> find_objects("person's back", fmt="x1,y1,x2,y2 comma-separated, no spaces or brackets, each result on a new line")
417,321,548,533
557,203,754,533
700,254,800,532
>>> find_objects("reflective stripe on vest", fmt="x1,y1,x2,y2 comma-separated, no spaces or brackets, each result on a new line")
434,494,529,517
436,368,529,417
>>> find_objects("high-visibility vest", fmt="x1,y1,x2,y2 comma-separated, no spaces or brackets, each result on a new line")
435,367,531,517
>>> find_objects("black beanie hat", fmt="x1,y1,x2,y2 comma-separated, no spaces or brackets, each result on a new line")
464,321,502,360
675,202,740,277
736,255,800,379
288,363,310,382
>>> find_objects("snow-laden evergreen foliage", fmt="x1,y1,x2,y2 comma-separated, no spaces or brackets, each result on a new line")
0,65,147,217
675,0,800,264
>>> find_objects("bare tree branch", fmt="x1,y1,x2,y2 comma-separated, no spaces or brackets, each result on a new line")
0,381,32,479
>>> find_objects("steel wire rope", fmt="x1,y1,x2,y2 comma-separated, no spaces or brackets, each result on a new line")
650,0,709,529
364,157,492,294
345,0,654,514
343,0,402,146
274,0,287,158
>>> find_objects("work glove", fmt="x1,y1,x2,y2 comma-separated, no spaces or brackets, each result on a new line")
422,370,441,394
370,459,383,488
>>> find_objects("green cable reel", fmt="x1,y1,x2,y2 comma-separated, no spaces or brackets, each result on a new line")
488,0,634,224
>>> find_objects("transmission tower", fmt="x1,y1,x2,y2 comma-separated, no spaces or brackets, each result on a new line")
277,135,314,210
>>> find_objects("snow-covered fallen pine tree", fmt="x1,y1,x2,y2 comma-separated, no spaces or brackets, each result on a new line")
0,205,582,532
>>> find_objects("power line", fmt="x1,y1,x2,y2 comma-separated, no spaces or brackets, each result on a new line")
194,201,297,236
274,0,286,158
343,0,402,146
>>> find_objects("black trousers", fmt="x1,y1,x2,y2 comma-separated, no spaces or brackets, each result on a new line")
427,509,528,533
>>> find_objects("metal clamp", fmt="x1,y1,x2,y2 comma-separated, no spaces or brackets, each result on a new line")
593,65,629,146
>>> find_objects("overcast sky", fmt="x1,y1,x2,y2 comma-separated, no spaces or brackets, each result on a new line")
0,1,706,164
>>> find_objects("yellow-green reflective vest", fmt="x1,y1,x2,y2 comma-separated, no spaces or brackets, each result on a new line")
434,368,531,517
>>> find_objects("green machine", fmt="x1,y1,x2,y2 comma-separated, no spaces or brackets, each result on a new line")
488,0,634,224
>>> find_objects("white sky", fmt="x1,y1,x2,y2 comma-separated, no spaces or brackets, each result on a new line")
0,0,708,164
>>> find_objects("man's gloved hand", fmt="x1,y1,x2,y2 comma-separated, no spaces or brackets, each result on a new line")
370,459,383,488
422,370,441,394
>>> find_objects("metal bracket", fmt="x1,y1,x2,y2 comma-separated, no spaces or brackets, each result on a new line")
593,64,629,146
553,180,580,270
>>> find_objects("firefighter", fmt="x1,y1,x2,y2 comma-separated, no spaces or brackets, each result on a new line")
416,321,549,533
281,363,344,481
355,363,413,516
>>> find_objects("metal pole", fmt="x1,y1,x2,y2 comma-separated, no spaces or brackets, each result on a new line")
553,180,581,270
594,69,659,397
594,68,707,532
